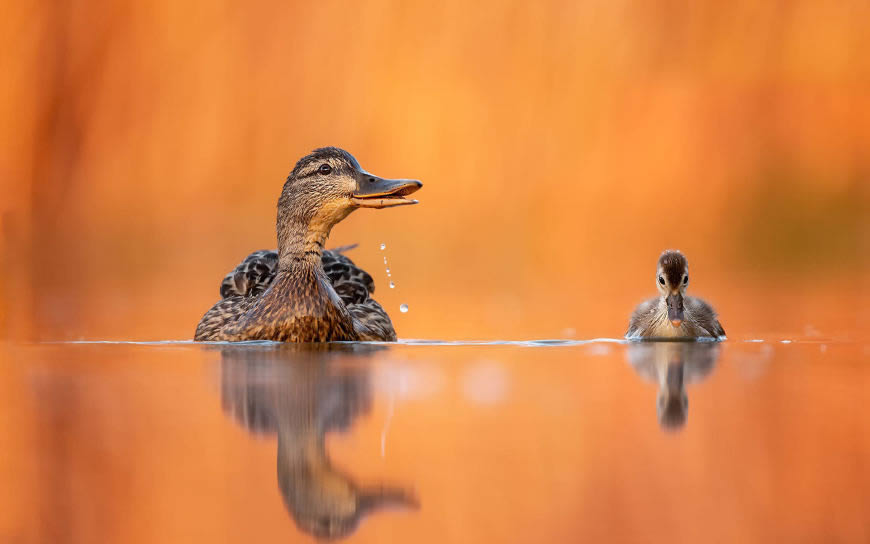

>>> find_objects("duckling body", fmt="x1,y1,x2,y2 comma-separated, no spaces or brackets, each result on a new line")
627,295,724,339
194,148,421,342
626,341,720,430
626,250,725,339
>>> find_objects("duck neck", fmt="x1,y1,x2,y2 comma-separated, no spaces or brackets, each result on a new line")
276,190,353,271
277,215,330,271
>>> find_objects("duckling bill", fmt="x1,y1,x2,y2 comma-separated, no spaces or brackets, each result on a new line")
195,147,422,342
626,250,725,339
626,341,720,431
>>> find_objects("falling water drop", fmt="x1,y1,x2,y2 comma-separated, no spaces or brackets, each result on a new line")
389,281,395,289
380,243,386,250
399,303,409,313
385,267,390,275
383,256,388,265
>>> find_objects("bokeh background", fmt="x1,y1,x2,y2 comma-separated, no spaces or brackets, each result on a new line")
2,0,868,341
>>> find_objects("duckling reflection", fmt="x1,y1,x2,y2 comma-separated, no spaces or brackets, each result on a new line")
626,342,720,431
219,344,419,539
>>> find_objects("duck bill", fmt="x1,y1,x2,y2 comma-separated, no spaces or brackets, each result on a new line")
357,485,420,514
666,293,684,328
352,172,422,209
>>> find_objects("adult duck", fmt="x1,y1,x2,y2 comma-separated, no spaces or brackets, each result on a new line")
195,147,421,342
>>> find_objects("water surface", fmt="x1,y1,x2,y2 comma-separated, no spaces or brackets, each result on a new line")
1,339,867,543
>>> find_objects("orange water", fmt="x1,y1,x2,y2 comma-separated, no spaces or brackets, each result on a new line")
2,339,867,543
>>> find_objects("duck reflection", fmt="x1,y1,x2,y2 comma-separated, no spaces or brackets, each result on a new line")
219,344,419,539
626,342,720,431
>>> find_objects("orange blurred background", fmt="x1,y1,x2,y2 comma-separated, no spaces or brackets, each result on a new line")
2,0,868,341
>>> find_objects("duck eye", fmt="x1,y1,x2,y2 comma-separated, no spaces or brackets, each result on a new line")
683,275,689,284
658,276,665,286
318,164,332,175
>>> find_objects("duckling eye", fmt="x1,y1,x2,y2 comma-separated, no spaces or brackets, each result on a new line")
318,164,332,175
683,275,689,285
658,276,665,286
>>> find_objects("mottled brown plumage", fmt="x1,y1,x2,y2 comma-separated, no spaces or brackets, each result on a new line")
219,344,419,539
626,250,725,339
219,247,376,307
195,147,422,342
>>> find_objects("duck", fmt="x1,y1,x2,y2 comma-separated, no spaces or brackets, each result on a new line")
195,147,422,342
626,341,720,431
219,343,419,539
626,250,725,339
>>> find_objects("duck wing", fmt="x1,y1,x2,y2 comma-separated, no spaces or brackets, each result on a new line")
349,299,396,341
321,249,396,340
219,246,376,307
219,250,279,299
321,247,375,306
685,296,726,338
626,297,660,338
206,246,396,342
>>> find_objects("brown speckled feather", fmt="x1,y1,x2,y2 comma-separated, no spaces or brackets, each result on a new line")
197,248,396,342
219,247,375,306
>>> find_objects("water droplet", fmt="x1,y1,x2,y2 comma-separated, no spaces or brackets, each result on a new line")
380,243,386,250
385,268,390,274
389,281,395,289
383,256,388,264
399,303,409,313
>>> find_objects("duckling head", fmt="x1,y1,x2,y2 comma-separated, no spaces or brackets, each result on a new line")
277,147,422,259
657,388,688,431
656,250,689,328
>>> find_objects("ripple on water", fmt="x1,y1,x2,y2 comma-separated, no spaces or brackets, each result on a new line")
47,338,826,348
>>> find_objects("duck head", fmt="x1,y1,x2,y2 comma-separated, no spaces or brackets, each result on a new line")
277,147,422,262
279,453,419,539
655,250,689,328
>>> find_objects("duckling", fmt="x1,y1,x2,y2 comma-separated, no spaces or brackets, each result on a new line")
626,250,725,339
626,341,720,431
195,147,422,342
